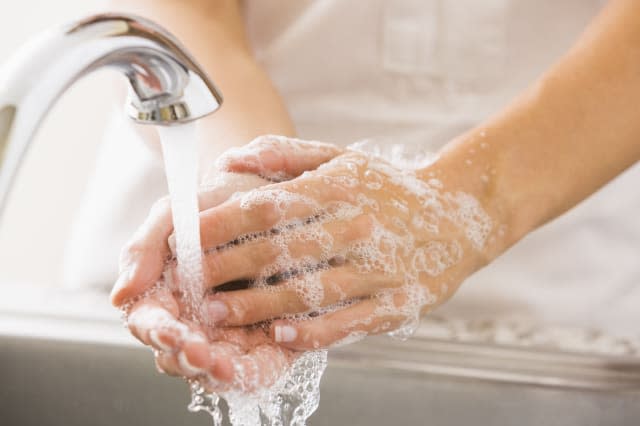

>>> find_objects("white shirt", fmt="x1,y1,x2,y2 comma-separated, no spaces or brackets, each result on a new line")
65,0,639,338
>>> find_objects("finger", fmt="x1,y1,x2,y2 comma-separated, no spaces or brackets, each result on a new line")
156,340,212,379
127,303,183,350
217,135,343,181
164,330,293,392
154,351,191,378
199,214,373,292
111,197,173,306
125,287,177,345
269,292,422,350
184,326,289,391
205,264,403,326
156,333,253,382
127,293,205,352
180,340,242,389
111,174,268,307
198,174,357,253
203,326,272,351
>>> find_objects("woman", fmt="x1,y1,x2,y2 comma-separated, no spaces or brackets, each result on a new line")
67,0,640,388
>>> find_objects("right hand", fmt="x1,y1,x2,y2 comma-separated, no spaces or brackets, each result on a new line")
111,136,343,391
115,171,293,393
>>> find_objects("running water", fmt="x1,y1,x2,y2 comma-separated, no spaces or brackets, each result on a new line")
158,124,204,320
157,126,327,426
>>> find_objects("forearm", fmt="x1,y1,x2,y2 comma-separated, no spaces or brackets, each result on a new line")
423,0,640,258
107,0,295,168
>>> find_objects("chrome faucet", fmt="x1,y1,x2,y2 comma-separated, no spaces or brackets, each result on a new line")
0,13,223,214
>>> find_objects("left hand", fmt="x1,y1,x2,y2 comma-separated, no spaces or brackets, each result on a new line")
113,136,343,391
114,170,295,392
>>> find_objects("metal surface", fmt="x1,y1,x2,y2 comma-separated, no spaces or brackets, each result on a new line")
1,312,639,426
0,13,222,214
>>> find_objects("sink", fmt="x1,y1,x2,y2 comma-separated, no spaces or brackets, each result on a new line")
1,291,639,426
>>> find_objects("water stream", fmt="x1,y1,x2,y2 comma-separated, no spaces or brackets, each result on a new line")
158,125,326,425
158,124,204,320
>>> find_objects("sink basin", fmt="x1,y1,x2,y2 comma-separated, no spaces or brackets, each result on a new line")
1,293,639,426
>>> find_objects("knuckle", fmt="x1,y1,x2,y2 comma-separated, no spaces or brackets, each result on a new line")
284,288,306,312
119,239,144,269
250,200,280,228
359,214,376,232
203,212,231,245
254,242,279,268
203,211,221,231
227,294,255,324
206,253,225,281
344,214,374,241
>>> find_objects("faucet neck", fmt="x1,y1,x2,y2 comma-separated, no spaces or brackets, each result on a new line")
0,13,222,216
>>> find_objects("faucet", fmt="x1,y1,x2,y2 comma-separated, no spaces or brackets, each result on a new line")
0,13,223,214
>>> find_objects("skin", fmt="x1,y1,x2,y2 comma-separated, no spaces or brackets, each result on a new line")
110,0,640,390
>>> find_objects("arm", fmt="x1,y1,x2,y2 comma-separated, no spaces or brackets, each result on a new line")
108,0,295,170
429,0,640,259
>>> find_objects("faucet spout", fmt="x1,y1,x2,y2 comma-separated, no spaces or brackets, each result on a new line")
0,13,223,215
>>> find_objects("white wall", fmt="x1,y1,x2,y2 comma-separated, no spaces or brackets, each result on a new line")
0,1,111,286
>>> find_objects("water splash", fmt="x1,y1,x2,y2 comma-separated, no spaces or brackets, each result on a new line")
188,381,224,425
188,350,327,426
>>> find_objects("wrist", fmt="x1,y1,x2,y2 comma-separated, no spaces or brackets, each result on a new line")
417,126,522,264
421,92,559,264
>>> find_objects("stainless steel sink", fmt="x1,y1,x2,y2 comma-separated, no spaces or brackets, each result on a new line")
1,295,639,426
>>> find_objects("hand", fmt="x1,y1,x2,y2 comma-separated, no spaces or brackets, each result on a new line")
112,136,343,391
125,286,296,392
179,138,498,351
115,171,288,392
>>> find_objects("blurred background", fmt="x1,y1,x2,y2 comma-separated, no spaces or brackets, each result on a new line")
0,0,108,287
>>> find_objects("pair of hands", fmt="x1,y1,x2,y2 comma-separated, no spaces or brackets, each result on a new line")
111,135,493,392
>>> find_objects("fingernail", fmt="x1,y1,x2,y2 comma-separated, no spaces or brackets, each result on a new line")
274,325,297,343
178,351,206,376
149,330,172,352
206,300,229,323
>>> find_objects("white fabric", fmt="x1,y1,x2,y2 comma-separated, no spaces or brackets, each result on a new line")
64,0,639,336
